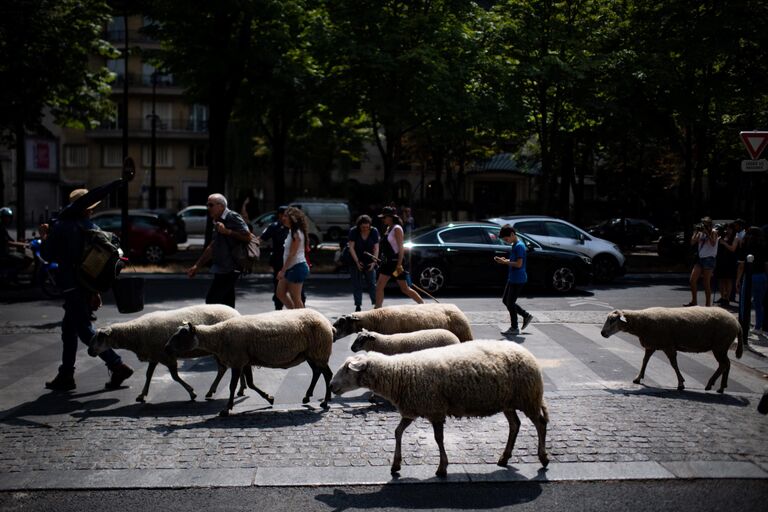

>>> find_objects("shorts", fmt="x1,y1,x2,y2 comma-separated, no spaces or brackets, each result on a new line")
284,262,310,283
698,256,716,271
378,260,409,280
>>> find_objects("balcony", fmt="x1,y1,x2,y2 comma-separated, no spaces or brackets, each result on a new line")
87,117,208,140
111,73,181,92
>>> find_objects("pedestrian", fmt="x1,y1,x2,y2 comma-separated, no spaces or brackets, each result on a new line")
42,189,133,391
685,216,718,307
494,224,534,337
401,206,416,237
715,223,739,306
374,206,423,308
256,206,306,310
736,226,768,337
347,214,379,312
187,193,251,308
0,207,30,284
276,206,310,309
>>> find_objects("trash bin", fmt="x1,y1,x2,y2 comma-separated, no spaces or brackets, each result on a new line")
112,277,144,314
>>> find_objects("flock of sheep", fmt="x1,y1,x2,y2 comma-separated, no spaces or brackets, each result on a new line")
86,302,746,477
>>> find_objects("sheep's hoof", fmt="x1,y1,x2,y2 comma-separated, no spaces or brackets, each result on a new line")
219,409,230,417
497,457,510,467
435,467,448,478
390,464,401,475
205,392,214,399
135,395,146,403
266,395,275,405
540,454,550,468
237,390,245,397
677,384,685,391
302,396,310,404
320,400,329,409
705,384,713,391
632,378,641,384
717,388,725,394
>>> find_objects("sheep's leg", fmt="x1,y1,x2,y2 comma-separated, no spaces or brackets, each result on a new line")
220,367,242,417
303,360,322,405
136,362,157,403
167,363,196,401
498,409,521,467
528,408,550,468
319,364,333,409
432,419,449,477
205,359,228,399
707,350,730,393
242,366,275,405
663,349,685,390
391,417,414,475
634,348,655,384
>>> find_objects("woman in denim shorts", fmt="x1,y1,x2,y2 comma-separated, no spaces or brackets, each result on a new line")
276,207,310,309
686,216,718,307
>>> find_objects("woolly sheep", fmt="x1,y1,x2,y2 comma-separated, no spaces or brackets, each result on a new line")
330,339,549,477
351,328,460,355
600,306,743,393
333,303,473,342
87,304,264,403
165,308,334,416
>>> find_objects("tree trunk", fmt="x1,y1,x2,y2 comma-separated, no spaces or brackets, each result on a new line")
271,114,287,206
559,134,574,219
14,122,26,242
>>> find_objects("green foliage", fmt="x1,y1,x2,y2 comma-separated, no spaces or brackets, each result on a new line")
0,0,117,140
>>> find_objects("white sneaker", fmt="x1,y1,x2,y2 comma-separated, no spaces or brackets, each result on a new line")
501,327,520,336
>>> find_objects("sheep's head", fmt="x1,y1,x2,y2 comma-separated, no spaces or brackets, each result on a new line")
165,322,198,356
329,354,368,395
332,314,362,341
601,310,627,338
350,329,375,352
88,328,112,357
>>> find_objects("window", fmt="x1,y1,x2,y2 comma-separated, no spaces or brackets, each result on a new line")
106,58,125,79
102,144,123,167
92,214,121,231
515,221,547,237
394,180,411,202
64,145,88,168
440,227,486,244
142,101,172,130
483,228,505,245
142,144,173,167
545,221,581,240
189,104,208,132
190,143,209,168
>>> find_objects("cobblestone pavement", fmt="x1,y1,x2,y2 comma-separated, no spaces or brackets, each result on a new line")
1,298,767,489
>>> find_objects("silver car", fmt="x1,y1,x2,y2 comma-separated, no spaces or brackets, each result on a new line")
177,205,208,235
485,215,626,282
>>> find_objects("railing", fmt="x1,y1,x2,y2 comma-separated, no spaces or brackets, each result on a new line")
91,117,208,134
104,29,158,44
111,73,179,88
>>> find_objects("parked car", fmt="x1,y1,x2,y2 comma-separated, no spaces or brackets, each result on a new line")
136,208,187,244
586,218,660,249
403,222,592,294
289,199,350,241
177,205,208,236
90,210,178,264
485,215,625,283
251,210,323,251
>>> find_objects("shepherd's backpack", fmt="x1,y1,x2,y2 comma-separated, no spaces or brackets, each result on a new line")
78,228,123,292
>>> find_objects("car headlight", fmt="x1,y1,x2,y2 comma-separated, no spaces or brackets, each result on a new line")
581,256,592,264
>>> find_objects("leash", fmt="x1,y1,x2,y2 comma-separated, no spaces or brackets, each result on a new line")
363,251,440,303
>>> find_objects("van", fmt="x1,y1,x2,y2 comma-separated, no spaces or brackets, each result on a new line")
289,199,351,241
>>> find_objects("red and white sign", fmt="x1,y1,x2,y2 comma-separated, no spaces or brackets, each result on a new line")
740,131,768,160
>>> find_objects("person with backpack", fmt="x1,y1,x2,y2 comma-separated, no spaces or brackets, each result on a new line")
187,193,251,308
42,189,134,391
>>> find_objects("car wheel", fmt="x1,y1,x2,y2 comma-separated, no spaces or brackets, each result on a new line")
326,227,342,241
593,255,618,283
416,265,446,293
550,266,576,293
144,245,165,264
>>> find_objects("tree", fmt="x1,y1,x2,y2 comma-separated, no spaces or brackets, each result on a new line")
0,0,116,239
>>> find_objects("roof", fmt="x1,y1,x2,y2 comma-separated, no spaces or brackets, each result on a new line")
468,153,542,176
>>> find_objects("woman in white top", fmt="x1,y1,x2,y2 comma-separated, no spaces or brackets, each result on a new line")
277,207,309,309
374,206,423,308
686,216,718,307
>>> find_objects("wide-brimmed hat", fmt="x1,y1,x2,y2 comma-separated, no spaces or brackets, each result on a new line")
378,206,397,218
69,189,101,209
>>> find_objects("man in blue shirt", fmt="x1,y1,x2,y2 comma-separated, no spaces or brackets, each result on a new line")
494,225,534,337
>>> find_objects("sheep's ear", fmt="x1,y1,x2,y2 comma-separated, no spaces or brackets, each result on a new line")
360,328,369,335
348,357,368,372
619,313,627,323
186,322,196,334
101,327,112,337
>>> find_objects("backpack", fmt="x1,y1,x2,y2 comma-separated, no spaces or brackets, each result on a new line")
233,233,260,274
78,228,123,292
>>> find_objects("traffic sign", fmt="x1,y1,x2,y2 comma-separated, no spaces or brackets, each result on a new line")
740,131,768,159
741,159,768,172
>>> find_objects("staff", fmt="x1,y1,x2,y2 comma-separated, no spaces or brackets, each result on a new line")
364,251,440,303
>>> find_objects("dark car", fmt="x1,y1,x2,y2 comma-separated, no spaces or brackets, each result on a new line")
403,222,592,294
586,218,660,249
136,208,188,244
91,210,178,264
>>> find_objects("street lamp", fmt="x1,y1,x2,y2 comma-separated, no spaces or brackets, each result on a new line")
147,70,158,209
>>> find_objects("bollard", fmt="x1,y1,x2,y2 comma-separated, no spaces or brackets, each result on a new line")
739,254,754,349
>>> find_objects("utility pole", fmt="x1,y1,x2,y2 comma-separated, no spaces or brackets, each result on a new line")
120,13,130,250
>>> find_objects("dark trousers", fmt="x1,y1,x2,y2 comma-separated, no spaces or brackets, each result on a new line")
206,272,239,309
61,288,120,374
502,282,529,329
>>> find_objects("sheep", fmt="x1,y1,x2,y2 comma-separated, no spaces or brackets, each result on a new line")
351,328,460,355
330,339,549,477
87,304,269,404
600,306,743,393
332,303,473,342
165,308,335,416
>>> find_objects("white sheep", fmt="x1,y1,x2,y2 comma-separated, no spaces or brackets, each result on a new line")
165,308,335,416
330,340,549,477
350,328,460,355
87,304,267,403
600,306,743,393
332,303,473,342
